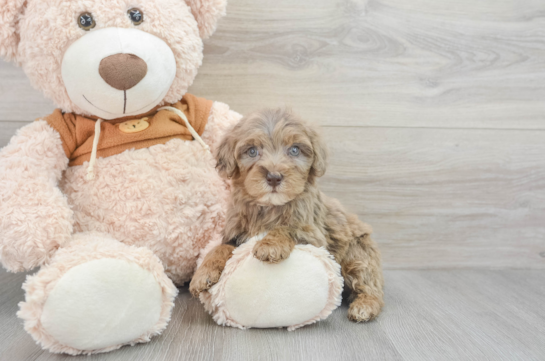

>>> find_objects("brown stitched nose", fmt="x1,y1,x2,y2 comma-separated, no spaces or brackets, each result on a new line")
266,173,283,188
99,53,148,91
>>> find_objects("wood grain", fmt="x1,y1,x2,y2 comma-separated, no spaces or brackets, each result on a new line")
190,0,545,129
320,126,545,269
0,122,27,146
1,268,544,361
0,62,54,122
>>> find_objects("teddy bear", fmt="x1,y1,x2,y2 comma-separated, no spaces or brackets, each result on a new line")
0,0,343,355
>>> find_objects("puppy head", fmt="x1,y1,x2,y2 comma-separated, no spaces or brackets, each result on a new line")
216,108,328,206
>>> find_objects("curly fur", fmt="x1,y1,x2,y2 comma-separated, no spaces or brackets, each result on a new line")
195,108,385,322
0,0,26,61
1,102,241,354
59,102,241,285
185,0,227,39
0,120,73,272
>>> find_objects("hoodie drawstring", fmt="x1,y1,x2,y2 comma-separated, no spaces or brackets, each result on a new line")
85,108,209,182
158,106,211,153
86,118,103,181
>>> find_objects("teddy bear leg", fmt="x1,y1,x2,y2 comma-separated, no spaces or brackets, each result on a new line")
17,232,178,355
200,237,344,331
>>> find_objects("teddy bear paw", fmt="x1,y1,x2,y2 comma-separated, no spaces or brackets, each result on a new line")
39,258,164,352
17,239,177,357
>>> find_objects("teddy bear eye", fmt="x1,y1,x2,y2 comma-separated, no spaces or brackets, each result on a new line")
78,13,96,31
128,8,144,25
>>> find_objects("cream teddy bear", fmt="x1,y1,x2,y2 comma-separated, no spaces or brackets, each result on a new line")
0,0,239,354
0,0,343,355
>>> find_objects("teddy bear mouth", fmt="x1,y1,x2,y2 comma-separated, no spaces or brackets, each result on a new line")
83,94,118,115
84,92,130,115
83,92,159,116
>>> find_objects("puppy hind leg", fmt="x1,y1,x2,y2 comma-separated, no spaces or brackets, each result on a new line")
341,237,384,322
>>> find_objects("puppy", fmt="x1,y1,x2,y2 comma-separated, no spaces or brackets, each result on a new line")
190,108,384,322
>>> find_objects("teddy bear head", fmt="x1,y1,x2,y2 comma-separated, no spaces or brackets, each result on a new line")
0,0,226,120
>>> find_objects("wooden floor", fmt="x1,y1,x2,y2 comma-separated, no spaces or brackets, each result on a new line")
1,268,544,361
1,0,544,359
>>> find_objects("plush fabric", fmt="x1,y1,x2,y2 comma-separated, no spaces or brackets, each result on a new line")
199,235,344,331
42,93,213,166
0,0,227,117
185,0,228,39
62,27,177,120
18,232,178,355
0,0,26,61
0,100,240,354
59,102,241,285
0,121,72,272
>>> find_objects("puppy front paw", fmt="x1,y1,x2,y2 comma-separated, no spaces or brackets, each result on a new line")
252,235,294,264
347,294,383,322
189,267,222,297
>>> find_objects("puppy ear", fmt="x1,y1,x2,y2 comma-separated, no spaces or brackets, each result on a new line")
0,0,27,62
308,125,328,178
184,0,227,39
215,132,238,179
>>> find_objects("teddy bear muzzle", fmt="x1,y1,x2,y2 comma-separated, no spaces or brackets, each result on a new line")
61,27,177,120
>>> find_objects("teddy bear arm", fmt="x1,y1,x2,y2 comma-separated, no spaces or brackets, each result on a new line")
0,121,73,272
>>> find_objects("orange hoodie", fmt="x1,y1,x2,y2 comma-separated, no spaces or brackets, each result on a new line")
39,93,212,166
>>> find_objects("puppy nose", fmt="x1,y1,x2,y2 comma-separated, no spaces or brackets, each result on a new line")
266,173,283,187
99,53,148,91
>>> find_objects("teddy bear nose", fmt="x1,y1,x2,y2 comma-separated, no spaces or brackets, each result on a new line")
266,173,283,188
99,53,148,91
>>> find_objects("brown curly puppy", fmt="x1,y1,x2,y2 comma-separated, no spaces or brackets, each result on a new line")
190,108,384,322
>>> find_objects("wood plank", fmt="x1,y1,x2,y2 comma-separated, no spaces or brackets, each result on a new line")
380,270,545,361
190,0,545,129
0,270,46,361
318,126,545,269
0,121,30,147
0,62,55,122
1,269,544,360
2,0,545,129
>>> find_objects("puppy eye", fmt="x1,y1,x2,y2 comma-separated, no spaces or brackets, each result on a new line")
247,147,258,158
288,146,300,156
78,13,96,31
128,8,144,25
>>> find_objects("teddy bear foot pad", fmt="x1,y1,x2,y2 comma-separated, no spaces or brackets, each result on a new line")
17,233,178,355
200,235,344,330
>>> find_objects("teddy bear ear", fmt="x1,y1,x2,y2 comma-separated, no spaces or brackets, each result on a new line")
184,0,227,39
0,0,27,62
